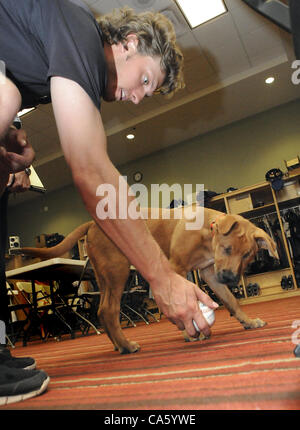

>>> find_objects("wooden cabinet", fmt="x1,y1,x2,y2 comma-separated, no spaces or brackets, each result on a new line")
197,169,300,304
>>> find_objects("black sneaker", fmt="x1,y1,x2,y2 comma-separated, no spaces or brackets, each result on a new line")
0,365,50,406
0,347,36,370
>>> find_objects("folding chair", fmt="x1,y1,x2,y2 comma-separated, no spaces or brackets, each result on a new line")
14,280,79,343
6,282,33,346
121,270,160,325
63,258,101,336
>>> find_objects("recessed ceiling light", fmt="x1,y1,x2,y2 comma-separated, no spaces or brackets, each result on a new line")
175,0,227,29
265,76,275,85
126,134,135,140
18,107,36,118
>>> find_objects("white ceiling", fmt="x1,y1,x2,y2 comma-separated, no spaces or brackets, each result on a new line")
9,0,300,206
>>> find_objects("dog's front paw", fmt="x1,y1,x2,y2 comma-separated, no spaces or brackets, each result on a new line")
183,331,210,342
243,318,266,329
118,340,140,354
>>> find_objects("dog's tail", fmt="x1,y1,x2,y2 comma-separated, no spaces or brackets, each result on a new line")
20,221,94,259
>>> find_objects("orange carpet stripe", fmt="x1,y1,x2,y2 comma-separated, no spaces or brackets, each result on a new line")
1,295,300,410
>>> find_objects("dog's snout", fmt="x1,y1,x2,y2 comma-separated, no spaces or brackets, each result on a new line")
217,269,240,286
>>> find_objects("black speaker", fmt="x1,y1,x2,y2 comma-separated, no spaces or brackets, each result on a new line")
9,236,20,249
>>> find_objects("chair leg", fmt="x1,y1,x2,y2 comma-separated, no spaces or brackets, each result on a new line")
123,304,149,325
54,308,76,339
120,310,136,327
71,309,101,335
143,307,160,322
5,334,15,348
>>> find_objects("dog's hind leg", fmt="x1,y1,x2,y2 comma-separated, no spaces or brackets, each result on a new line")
200,265,266,329
98,270,141,354
89,256,140,354
86,225,141,354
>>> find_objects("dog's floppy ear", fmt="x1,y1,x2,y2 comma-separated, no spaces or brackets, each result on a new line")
216,214,240,236
253,228,279,260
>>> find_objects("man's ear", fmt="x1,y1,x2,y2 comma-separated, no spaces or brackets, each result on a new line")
124,34,139,53
253,228,279,260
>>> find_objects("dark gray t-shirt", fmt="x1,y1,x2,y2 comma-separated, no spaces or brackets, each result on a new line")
0,0,107,109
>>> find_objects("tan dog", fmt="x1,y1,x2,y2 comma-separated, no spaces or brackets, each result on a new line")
20,206,278,354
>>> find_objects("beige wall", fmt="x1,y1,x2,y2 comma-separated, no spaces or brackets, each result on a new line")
122,98,300,192
7,98,300,246
7,184,89,247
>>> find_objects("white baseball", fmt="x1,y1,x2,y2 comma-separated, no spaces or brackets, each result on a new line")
193,301,215,331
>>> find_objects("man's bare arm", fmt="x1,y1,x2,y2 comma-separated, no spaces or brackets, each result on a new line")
0,77,35,195
0,77,21,140
50,76,218,337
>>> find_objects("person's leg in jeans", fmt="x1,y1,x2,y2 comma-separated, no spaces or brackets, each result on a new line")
0,190,10,326
0,174,50,406
0,188,34,366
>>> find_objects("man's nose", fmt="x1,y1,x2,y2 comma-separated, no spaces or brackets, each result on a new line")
131,87,153,104
131,88,144,104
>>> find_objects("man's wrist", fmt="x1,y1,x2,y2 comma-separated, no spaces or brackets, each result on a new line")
145,248,174,287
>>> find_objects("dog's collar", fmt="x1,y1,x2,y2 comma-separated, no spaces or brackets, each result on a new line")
210,214,226,235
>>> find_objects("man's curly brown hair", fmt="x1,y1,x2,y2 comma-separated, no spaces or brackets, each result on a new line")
98,7,185,96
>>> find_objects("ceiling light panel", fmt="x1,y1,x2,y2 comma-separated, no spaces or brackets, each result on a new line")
175,0,227,28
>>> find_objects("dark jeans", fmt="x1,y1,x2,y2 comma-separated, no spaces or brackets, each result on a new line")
0,190,10,327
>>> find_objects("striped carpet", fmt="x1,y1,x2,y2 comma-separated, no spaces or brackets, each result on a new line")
1,296,300,410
